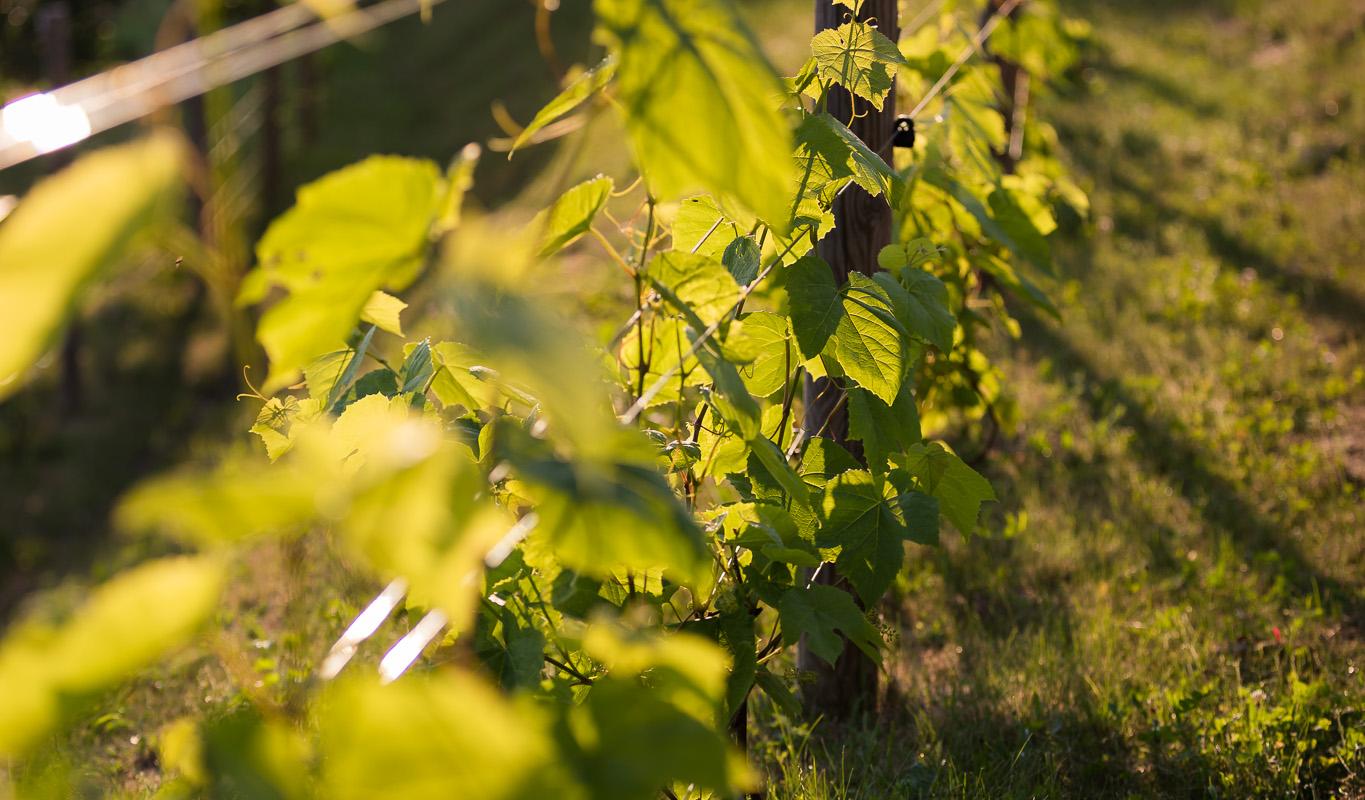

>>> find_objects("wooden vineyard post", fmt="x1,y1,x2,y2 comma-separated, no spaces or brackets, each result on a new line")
798,0,899,719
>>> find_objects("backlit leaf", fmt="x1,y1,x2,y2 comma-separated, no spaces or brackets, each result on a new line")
595,0,797,227
794,113,899,201
360,290,407,336
831,273,905,405
0,132,183,399
810,21,906,108
901,442,995,535
510,55,618,154
535,175,613,256
244,156,444,391
0,556,224,757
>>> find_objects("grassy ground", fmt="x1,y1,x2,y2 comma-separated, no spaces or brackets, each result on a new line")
756,0,1365,796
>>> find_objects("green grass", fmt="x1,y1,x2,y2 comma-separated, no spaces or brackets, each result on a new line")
756,0,1365,796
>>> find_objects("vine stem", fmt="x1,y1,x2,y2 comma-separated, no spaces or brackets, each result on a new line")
633,198,657,403
620,226,812,424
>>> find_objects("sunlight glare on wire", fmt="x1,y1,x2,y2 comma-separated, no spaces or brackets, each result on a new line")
2,93,92,155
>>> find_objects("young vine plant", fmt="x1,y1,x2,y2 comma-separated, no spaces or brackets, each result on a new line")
0,0,1086,796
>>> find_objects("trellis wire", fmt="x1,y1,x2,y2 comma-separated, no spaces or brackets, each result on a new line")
0,0,446,171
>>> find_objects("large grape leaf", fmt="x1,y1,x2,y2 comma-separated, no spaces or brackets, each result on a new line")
846,383,921,474
671,195,749,259
810,20,907,108
784,254,842,360
748,436,811,511
735,311,791,398
242,156,446,391
649,252,742,326
794,112,900,202
318,672,577,799
594,0,797,227
830,272,906,405
869,270,955,353
778,584,882,666
572,625,739,799
815,469,909,605
0,132,184,399
901,442,995,535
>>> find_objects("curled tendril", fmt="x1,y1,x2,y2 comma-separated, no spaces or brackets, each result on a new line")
235,365,269,403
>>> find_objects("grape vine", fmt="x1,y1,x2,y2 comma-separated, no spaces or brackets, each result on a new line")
0,0,1086,796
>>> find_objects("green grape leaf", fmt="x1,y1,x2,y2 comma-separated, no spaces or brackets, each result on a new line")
696,404,785,479
303,351,350,410
595,0,797,227
735,311,792,399
831,273,905,405
534,175,613,256
321,326,378,412
846,384,921,474
798,437,861,492
349,369,399,405
649,267,761,439
784,254,842,360
317,671,576,799
116,458,319,545
475,606,548,691
924,167,1053,273
342,441,491,631
0,132,183,399
816,469,909,605
500,430,711,587
722,502,818,566
779,584,882,666
810,21,906,108
649,252,742,327
902,442,995,535
872,270,955,353
897,489,940,545
876,239,940,272
244,156,444,392
694,338,762,442
359,290,407,336
0,555,223,757
721,235,761,285
510,54,618,154
573,625,739,798
671,195,749,259
794,112,899,201
619,316,706,408
748,436,811,510
427,342,487,412
716,607,756,724
989,180,1054,274
249,395,322,461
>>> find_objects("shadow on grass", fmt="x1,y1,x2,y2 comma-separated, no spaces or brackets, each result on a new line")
1010,303,1365,630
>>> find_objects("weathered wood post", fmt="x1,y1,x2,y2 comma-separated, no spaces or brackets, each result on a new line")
798,0,899,719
